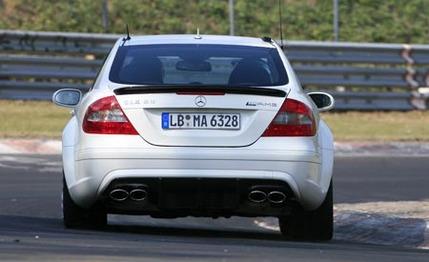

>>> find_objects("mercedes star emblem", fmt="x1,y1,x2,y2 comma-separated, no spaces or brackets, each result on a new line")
194,95,207,107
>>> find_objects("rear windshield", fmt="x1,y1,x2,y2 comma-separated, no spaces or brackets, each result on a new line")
109,44,288,86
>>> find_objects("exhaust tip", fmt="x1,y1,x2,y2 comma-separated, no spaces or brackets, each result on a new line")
109,188,129,201
129,188,148,201
248,190,267,203
267,191,286,204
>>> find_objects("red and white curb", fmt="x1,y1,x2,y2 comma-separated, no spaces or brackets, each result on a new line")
0,139,61,154
334,141,429,156
1,139,429,156
254,201,429,249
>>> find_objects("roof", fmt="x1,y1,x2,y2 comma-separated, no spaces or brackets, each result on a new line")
122,34,276,48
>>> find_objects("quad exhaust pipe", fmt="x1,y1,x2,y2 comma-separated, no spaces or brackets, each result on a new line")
109,187,148,202
109,189,129,201
129,189,148,201
248,190,267,203
267,191,286,204
248,190,286,204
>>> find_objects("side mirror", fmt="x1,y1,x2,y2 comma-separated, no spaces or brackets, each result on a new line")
52,88,82,108
307,92,335,112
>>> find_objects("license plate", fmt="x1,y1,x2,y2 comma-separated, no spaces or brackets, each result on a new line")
162,113,240,130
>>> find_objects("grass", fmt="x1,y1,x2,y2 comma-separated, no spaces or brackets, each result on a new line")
0,100,70,138
0,100,429,141
321,111,429,141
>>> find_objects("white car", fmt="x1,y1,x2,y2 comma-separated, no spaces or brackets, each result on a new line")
53,34,335,240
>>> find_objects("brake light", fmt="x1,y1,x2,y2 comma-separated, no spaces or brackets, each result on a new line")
262,99,316,136
82,96,138,135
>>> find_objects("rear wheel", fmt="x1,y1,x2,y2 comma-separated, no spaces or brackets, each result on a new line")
279,181,333,241
63,176,107,229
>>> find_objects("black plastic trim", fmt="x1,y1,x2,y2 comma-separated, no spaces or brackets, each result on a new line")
114,85,287,97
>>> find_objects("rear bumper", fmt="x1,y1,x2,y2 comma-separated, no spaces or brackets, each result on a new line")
101,177,297,217
64,137,331,213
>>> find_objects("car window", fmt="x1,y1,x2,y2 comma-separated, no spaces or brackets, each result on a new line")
109,44,288,86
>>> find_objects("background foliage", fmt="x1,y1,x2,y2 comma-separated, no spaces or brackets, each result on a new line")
0,0,428,43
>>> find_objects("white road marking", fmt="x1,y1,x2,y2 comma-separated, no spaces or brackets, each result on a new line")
253,219,279,231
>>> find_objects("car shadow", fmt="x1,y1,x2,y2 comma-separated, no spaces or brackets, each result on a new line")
105,221,284,242
0,213,426,250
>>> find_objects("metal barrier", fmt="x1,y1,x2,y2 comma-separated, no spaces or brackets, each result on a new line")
1,29,428,110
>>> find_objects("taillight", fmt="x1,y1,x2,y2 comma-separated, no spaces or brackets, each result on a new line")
262,99,316,137
82,96,138,135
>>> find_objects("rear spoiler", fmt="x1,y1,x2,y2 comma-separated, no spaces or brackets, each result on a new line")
114,85,287,97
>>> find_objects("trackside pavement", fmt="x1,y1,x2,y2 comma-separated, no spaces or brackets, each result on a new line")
0,139,429,156
1,139,429,249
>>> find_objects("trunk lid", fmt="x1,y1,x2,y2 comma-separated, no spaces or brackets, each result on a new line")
115,87,287,147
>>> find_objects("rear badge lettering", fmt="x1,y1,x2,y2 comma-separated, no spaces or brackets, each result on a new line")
246,101,277,108
123,99,155,106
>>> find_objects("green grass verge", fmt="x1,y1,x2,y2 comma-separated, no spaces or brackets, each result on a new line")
0,100,70,139
1,100,429,141
321,111,429,141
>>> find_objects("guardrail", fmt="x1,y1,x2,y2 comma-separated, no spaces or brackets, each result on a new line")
1,29,428,110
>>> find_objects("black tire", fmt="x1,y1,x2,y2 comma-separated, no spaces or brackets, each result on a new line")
63,176,107,229
279,180,333,241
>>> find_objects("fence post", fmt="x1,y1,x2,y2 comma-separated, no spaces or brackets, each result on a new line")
229,0,235,36
102,0,109,33
333,0,339,41
402,44,426,110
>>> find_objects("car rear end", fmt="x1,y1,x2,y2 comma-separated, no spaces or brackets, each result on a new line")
64,35,332,222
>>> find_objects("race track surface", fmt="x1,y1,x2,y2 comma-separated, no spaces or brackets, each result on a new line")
0,154,428,261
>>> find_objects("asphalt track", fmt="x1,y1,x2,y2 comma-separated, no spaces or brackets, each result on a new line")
0,154,428,261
